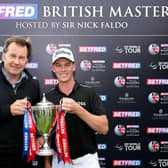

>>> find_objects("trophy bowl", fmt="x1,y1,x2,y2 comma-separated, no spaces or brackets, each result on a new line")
32,93,57,156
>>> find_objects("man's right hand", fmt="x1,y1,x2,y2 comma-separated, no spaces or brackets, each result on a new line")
10,97,27,116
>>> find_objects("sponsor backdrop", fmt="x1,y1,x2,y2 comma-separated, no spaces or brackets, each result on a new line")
0,0,168,167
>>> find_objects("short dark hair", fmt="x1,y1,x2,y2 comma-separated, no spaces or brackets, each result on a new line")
3,36,32,58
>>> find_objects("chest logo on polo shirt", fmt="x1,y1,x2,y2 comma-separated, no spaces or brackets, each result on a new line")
59,99,86,107
77,101,86,106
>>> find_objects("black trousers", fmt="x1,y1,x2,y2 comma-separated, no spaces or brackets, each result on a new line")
0,153,44,168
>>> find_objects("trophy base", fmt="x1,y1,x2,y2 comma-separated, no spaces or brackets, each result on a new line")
36,148,56,156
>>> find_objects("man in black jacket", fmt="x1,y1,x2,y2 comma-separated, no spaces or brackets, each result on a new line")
0,36,41,168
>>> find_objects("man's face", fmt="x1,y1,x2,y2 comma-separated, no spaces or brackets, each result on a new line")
52,58,76,83
2,42,28,79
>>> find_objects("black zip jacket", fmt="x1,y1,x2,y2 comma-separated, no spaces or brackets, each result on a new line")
0,63,40,155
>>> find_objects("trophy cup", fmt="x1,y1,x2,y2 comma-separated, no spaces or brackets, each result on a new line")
32,93,57,156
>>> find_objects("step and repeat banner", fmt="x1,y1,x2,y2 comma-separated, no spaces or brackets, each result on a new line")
1,0,168,167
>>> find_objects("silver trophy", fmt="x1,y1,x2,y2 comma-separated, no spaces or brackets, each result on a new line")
32,93,57,156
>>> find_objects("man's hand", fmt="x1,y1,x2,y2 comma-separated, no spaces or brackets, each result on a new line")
37,137,44,149
62,97,80,114
10,97,27,116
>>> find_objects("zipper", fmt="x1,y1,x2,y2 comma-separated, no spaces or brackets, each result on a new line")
13,83,20,95
13,76,28,95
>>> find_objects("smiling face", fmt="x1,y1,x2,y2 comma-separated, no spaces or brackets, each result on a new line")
2,42,28,82
52,58,76,84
